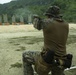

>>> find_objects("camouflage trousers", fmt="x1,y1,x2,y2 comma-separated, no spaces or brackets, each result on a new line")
22,50,65,75
22,50,40,75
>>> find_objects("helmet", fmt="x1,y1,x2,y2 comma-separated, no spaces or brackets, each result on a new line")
45,6,60,16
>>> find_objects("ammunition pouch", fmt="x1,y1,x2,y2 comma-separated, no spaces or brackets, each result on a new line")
52,54,73,68
35,55,51,75
62,54,73,68
41,49,73,68
41,50,55,64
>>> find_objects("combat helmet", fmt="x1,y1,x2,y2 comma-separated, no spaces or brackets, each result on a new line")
45,6,61,17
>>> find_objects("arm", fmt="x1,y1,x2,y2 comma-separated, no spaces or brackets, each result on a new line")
33,15,43,30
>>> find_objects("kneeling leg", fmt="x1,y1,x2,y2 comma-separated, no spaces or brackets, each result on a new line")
22,53,34,75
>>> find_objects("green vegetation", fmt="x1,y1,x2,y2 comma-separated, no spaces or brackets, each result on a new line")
0,0,76,23
10,36,43,45
10,62,22,68
67,35,76,45
15,46,26,51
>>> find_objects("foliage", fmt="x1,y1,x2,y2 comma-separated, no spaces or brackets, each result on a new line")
10,62,22,68
0,0,76,23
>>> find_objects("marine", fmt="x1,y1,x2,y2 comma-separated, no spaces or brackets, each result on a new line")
22,5,73,75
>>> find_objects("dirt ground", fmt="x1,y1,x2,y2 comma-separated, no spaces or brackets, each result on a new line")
0,24,76,75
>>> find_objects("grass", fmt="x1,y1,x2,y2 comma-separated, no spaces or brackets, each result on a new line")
65,69,76,75
20,46,26,50
9,36,43,45
25,37,43,44
10,34,76,45
67,35,76,45
15,46,26,51
14,43,20,45
10,62,22,68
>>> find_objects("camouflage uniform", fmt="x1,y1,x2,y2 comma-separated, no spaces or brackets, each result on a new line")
22,6,69,75
22,50,65,75
22,50,40,75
